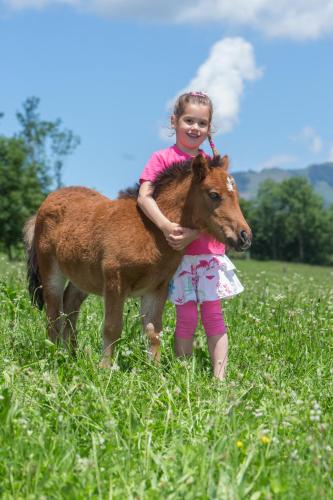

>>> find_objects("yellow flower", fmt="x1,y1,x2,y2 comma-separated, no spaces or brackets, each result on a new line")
236,440,244,449
260,435,270,445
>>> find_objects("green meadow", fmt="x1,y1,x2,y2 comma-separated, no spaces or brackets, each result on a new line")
0,255,332,499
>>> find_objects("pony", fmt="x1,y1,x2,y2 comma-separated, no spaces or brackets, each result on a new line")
24,154,251,367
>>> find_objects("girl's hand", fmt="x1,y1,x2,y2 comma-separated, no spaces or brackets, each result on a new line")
138,183,199,250
161,222,183,249
171,227,199,251
162,223,199,251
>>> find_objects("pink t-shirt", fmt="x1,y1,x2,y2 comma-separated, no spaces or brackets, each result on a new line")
140,144,225,256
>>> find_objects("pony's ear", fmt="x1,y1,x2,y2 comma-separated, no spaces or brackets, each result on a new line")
220,155,229,171
192,154,209,182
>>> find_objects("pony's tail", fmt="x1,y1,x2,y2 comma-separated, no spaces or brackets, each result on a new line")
23,215,44,310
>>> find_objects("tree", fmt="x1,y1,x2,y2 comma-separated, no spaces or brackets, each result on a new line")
0,137,45,259
16,97,80,189
0,98,80,259
246,180,286,260
243,177,333,265
323,203,333,265
277,177,331,264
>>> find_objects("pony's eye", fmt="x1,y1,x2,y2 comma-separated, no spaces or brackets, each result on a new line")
208,191,221,202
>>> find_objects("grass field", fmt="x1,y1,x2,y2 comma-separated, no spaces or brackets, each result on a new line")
0,255,332,499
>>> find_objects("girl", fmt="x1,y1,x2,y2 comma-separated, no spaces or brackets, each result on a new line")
137,92,243,380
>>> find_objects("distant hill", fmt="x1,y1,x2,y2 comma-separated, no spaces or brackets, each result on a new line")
233,162,333,206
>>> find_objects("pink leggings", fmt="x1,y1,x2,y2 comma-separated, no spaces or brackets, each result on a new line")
175,300,227,339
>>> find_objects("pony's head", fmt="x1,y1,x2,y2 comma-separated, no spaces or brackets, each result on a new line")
191,154,252,252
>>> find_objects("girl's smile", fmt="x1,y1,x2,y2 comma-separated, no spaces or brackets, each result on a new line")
172,102,211,155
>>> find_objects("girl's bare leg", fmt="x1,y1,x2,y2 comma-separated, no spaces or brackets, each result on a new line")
207,334,228,380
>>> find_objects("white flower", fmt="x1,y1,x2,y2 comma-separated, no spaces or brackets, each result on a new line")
253,409,264,418
310,415,320,422
75,455,92,472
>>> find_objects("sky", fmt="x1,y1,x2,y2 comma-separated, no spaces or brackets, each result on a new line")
1,0,333,198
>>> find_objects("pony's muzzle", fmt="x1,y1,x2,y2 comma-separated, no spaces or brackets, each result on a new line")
221,225,251,251
238,229,252,251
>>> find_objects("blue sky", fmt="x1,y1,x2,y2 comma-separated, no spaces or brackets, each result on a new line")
1,1,332,198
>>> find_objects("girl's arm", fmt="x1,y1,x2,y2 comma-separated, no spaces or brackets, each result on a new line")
137,181,199,251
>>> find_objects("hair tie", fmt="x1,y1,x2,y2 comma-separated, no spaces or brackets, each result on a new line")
208,134,219,157
188,91,209,98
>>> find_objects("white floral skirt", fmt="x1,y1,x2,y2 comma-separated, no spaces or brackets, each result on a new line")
168,254,244,305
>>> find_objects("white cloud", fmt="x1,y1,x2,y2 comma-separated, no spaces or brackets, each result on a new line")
3,0,333,40
292,126,323,154
256,154,298,170
3,0,77,9
179,0,333,40
165,37,262,137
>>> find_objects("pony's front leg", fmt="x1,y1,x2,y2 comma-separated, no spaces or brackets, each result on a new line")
99,290,125,369
141,285,168,364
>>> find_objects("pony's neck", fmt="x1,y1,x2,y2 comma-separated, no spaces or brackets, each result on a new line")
155,175,202,230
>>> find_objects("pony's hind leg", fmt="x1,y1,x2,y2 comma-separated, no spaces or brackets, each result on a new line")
40,259,66,343
62,282,88,352
141,285,168,363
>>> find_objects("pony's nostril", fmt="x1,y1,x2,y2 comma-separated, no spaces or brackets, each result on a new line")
240,230,248,243
239,230,251,249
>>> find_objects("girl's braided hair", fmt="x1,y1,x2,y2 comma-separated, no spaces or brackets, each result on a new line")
173,91,219,157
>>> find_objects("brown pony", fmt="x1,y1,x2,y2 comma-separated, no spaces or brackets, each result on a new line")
24,154,251,367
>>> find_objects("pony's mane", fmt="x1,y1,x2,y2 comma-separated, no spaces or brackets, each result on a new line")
117,156,221,200
118,185,140,199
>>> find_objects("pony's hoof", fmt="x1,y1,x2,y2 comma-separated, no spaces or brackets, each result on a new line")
148,349,161,365
99,358,111,369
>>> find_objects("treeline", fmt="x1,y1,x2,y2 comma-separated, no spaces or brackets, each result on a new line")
241,177,333,265
0,97,80,259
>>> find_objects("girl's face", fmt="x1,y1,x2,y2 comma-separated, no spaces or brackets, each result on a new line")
172,102,211,155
